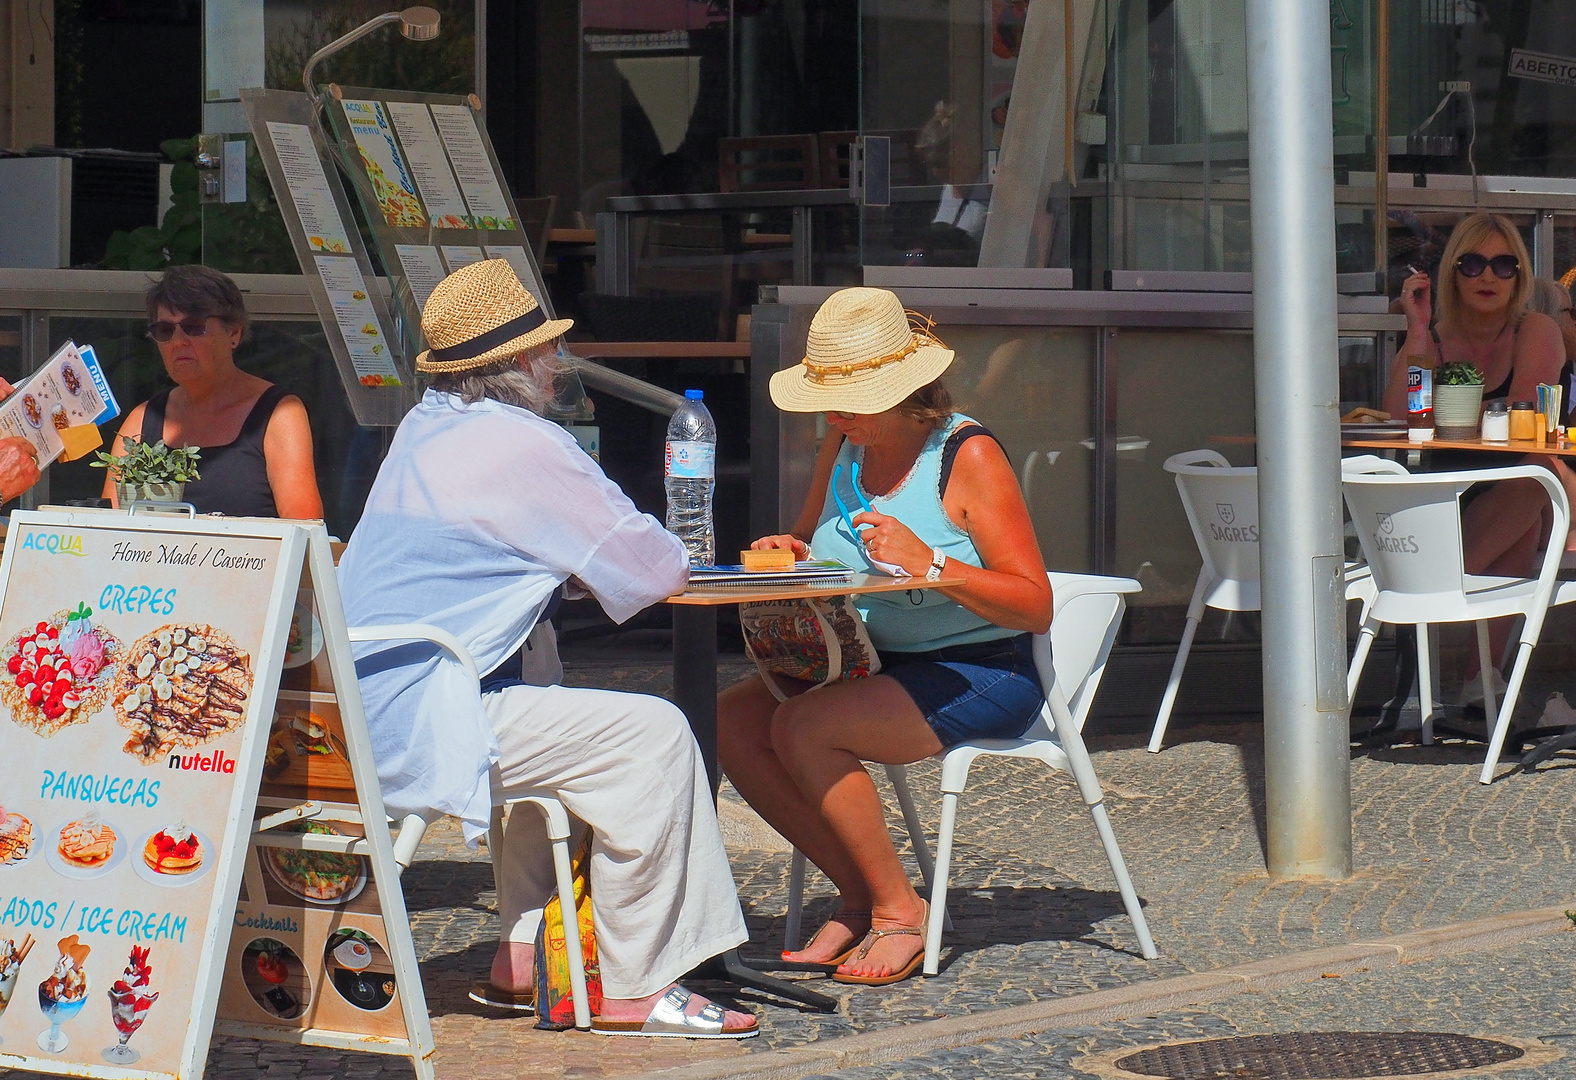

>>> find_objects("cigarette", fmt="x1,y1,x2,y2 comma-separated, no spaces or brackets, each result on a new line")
1408,264,1422,275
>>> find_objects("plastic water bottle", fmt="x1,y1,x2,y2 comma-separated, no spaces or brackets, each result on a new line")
665,389,716,565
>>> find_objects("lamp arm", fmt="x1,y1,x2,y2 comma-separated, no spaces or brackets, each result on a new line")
302,11,403,104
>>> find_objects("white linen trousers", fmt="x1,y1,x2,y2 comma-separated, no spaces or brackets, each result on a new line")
484,664,748,999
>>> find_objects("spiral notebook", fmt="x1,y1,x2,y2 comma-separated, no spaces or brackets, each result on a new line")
687,559,855,588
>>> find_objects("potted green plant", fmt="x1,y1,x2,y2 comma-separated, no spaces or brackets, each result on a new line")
1434,362,1486,435
89,437,202,506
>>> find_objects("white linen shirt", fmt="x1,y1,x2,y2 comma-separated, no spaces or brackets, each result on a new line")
337,390,689,842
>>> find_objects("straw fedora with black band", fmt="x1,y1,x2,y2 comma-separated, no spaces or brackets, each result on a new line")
416,259,574,374
769,287,953,414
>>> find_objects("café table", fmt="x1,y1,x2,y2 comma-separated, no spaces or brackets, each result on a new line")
1341,432,1576,456
663,570,965,1011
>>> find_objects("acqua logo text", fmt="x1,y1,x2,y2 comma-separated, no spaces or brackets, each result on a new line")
19,532,85,557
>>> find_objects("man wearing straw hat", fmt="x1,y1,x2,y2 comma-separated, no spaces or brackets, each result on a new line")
338,261,756,1038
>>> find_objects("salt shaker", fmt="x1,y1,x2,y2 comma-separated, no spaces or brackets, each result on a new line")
1481,401,1510,442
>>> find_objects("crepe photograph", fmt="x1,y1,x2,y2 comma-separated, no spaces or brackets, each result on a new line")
113,623,253,763
0,604,121,736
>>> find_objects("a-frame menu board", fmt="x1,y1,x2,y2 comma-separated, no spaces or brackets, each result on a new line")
0,510,433,1080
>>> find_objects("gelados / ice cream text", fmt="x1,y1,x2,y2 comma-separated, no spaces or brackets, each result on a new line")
0,895,187,942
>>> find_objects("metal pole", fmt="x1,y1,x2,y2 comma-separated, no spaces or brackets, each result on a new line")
1374,0,1390,292
1245,0,1352,878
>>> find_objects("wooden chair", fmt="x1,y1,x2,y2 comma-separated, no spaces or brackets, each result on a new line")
718,135,821,192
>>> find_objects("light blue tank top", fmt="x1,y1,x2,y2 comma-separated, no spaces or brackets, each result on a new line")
809,413,1017,652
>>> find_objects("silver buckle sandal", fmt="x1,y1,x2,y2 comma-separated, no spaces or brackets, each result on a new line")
589,985,759,1039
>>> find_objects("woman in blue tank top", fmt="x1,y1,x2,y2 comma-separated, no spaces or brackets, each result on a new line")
717,288,1054,987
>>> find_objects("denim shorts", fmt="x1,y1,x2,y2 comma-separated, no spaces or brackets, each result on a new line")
878,633,1045,749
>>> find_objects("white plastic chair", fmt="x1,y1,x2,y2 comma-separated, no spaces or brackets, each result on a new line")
786,572,1159,976
1147,451,1405,753
347,624,592,1029
1341,465,1576,784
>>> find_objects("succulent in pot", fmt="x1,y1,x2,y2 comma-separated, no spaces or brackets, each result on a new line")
89,437,201,506
1433,362,1487,434
1437,362,1486,387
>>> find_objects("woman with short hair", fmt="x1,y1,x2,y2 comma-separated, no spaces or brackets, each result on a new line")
103,264,323,519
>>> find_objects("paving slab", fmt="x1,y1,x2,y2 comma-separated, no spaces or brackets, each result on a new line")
756,921,1576,1080
3,654,1574,1080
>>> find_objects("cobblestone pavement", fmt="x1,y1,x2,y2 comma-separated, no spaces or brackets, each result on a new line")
789,923,1576,1079
7,654,1576,1080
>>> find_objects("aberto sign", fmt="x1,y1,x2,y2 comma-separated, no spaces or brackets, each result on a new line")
1508,48,1576,88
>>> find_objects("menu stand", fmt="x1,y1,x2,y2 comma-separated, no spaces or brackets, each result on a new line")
0,509,434,1080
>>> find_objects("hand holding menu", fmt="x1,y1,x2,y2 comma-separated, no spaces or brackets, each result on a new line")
0,343,120,466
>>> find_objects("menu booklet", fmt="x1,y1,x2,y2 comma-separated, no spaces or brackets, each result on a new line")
687,560,855,588
0,343,120,466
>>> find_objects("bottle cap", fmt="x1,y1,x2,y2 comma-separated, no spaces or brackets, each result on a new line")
1511,400,1535,411
685,389,704,400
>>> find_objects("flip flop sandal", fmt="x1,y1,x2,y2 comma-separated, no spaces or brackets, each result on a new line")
832,902,929,986
467,981,536,1013
783,910,871,967
590,985,759,1040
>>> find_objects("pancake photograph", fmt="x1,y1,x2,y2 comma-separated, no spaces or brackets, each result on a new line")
142,822,202,876
0,807,34,867
57,815,116,869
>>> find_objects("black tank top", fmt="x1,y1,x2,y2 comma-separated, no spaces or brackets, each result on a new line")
140,385,287,517
1431,318,1576,417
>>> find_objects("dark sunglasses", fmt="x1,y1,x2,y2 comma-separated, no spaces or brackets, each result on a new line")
146,318,214,343
1455,253,1520,280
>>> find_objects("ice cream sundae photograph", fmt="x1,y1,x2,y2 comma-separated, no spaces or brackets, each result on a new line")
0,934,34,1045
36,935,89,1053
104,945,158,1064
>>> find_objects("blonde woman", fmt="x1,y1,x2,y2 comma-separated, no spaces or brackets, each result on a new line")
1384,213,1563,573
1383,214,1565,691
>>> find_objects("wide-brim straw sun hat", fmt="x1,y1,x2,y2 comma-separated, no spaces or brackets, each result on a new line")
769,287,953,414
415,259,574,374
